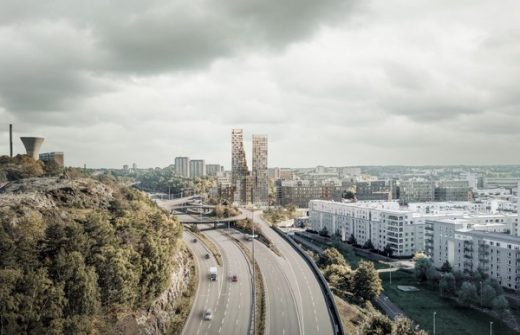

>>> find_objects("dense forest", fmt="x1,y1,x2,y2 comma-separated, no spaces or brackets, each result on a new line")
0,156,183,334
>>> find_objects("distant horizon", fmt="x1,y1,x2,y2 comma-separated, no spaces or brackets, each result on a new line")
1,0,519,168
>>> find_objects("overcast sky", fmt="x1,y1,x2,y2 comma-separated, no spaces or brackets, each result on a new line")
0,0,519,169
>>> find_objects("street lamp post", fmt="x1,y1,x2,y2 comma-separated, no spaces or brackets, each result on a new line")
433,311,437,335
390,270,392,285
252,210,256,334
490,321,493,335
480,281,483,307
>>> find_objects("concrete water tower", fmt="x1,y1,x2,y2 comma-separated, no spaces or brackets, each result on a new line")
20,137,45,160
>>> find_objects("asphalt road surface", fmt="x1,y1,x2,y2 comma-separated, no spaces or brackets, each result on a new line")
242,209,335,335
181,229,252,335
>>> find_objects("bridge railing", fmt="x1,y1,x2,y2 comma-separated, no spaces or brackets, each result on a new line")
272,225,345,335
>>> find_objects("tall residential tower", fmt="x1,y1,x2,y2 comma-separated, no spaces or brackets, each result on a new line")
252,134,268,205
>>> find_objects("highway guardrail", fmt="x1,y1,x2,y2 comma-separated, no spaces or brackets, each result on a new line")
272,225,345,335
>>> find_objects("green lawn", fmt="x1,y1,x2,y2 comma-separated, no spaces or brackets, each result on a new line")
382,270,518,335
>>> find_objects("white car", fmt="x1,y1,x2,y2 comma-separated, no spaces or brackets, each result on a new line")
203,309,213,320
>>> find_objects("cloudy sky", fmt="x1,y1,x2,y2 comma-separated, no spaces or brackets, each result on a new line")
0,0,519,168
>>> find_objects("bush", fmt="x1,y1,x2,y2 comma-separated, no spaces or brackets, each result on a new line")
415,257,433,282
361,313,393,335
457,282,478,306
439,273,456,297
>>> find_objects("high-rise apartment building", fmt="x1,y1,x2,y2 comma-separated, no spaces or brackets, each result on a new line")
189,159,206,178
252,134,268,205
231,129,249,204
231,129,268,205
175,157,190,178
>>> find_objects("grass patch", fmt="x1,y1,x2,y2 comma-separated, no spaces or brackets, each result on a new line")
168,246,198,335
382,270,517,335
334,295,368,334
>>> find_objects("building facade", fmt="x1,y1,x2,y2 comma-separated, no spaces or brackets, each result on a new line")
252,134,268,205
189,159,206,178
39,152,64,167
206,164,223,177
231,129,249,204
309,200,425,257
174,157,190,178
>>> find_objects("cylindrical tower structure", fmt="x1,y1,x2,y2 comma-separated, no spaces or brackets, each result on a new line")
9,124,13,157
20,137,45,160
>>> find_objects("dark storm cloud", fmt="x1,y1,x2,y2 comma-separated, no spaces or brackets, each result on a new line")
0,0,356,116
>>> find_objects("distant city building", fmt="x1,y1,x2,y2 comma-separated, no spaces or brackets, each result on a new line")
276,180,346,208
39,152,64,167
132,163,137,170
174,157,190,178
483,177,519,190
206,164,223,177
355,180,396,201
434,180,471,202
123,164,129,171
399,180,435,204
252,134,268,205
189,159,206,178
20,137,44,160
268,167,281,180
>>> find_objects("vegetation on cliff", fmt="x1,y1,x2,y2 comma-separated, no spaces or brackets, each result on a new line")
0,156,183,334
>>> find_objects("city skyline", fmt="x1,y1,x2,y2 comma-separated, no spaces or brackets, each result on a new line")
1,0,520,168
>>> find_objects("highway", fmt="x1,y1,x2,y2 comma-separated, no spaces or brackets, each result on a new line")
242,209,336,335
181,229,252,335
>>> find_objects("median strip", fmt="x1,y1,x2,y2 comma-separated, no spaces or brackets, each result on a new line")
186,226,223,266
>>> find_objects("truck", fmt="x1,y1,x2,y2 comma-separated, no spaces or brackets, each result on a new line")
209,267,217,281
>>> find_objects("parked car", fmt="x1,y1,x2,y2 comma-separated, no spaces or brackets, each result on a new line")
203,309,213,320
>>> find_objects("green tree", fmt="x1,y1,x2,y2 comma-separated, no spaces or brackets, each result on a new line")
457,281,478,306
492,295,509,313
439,273,456,297
323,264,353,292
426,267,441,285
383,244,394,257
0,268,23,334
361,313,393,335
19,268,66,334
347,234,357,245
415,257,433,282
392,316,428,335
363,239,375,250
54,251,100,316
318,248,348,269
319,226,330,237
352,261,382,302
481,284,496,308
440,260,452,273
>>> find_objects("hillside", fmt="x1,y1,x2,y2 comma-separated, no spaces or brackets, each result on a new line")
0,157,190,334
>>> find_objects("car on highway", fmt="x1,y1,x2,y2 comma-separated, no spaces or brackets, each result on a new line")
203,309,213,320
193,238,197,243
205,253,210,259
231,274,238,282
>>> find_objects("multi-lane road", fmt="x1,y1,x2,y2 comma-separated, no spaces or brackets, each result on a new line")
158,199,335,335
180,228,253,335
241,209,335,335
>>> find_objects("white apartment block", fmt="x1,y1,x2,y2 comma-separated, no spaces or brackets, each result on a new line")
309,200,425,257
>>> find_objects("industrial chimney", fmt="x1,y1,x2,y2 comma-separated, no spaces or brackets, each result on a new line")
9,124,13,157
20,137,45,160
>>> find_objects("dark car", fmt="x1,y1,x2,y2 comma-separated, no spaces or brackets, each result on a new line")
231,274,238,282
205,253,210,259
193,238,197,243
